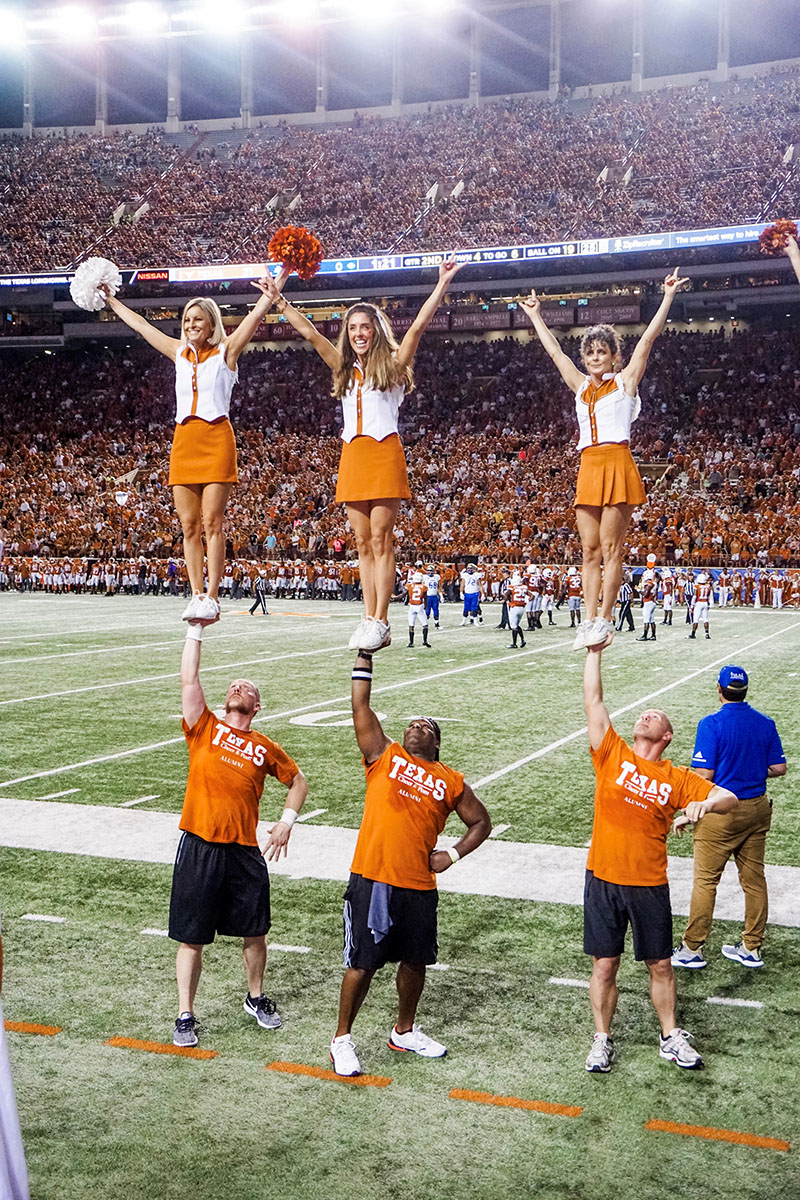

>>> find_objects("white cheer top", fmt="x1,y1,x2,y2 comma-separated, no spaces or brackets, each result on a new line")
341,363,404,444
174,342,238,424
575,372,641,452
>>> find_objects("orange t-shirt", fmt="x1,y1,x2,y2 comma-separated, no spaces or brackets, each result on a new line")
350,741,464,890
587,726,713,886
180,706,298,846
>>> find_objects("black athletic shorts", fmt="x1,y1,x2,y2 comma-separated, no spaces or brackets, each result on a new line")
168,831,271,945
342,872,438,971
583,870,673,962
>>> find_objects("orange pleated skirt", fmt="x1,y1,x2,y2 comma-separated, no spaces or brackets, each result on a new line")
574,442,645,508
169,417,238,486
335,433,410,504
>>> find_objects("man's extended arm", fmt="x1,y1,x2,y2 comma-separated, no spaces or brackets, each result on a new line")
262,769,309,861
673,784,738,835
181,628,206,728
351,651,391,764
429,783,492,874
583,644,611,750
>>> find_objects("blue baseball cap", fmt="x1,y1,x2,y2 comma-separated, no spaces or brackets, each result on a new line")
718,665,748,690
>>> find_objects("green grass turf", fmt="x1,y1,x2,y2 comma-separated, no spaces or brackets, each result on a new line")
1,594,799,1198
2,848,799,1200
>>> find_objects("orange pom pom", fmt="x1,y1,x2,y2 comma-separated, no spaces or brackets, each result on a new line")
268,225,324,280
758,218,798,256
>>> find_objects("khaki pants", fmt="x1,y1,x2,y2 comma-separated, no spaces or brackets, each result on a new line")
683,794,772,951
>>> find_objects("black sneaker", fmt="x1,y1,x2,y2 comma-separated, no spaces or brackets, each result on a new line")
243,993,282,1030
173,1011,198,1047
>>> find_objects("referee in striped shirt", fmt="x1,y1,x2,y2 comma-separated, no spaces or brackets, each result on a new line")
616,575,635,632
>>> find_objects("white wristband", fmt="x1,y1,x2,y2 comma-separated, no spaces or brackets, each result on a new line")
447,846,460,864
280,808,298,828
185,624,203,641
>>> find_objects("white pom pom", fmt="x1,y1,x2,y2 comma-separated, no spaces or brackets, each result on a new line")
69,257,122,312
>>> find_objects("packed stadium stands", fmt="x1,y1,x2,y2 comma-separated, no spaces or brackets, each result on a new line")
2,70,800,272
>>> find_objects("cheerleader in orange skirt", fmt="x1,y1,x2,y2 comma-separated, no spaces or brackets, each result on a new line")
520,268,687,650
101,280,279,623
266,258,461,652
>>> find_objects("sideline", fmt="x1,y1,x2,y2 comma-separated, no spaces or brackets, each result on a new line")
1,798,798,925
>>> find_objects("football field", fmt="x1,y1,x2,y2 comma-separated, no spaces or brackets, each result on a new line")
1,592,798,1200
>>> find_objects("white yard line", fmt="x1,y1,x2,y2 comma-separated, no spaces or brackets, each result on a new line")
473,622,800,788
20,914,66,924
549,977,590,989
706,996,764,1009
0,641,565,788
38,788,80,800
489,824,511,838
140,928,169,937
268,943,311,954
296,808,328,822
120,795,160,808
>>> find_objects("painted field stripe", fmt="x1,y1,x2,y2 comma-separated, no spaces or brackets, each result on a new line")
429,963,450,971
120,795,160,807
489,824,511,838
268,943,311,954
706,996,764,1009
4,1020,62,1036
267,1061,392,1088
140,928,169,937
450,1088,582,1118
0,643,351,708
38,788,79,800
645,1119,789,1152
20,913,66,924
0,642,564,789
549,977,590,990
104,1036,218,1061
296,808,327,823
473,621,800,787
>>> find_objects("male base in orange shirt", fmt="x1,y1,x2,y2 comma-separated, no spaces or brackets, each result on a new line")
582,644,737,1074
169,622,308,1048
329,650,492,1077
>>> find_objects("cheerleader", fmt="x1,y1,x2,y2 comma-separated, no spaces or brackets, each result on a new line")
520,269,687,650
785,233,800,285
266,259,461,652
101,280,277,623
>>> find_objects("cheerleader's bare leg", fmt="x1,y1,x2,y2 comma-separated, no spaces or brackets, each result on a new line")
346,499,400,623
200,482,233,601
173,485,206,596
576,503,634,625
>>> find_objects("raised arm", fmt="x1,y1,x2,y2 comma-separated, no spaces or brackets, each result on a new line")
224,268,289,368
518,289,585,392
429,782,491,874
784,235,800,286
396,257,462,369
264,275,341,371
181,627,206,728
351,650,391,764
102,287,181,362
583,643,611,750
622,268,687,393
262,768,309,862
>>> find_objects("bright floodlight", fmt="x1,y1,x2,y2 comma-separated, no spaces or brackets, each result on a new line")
0,7,25,46
119,2,169,32
198,0,247,30
51,5,97,41
357,0,400,25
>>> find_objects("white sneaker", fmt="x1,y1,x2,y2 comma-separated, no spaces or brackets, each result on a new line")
671,942,707,969
584,617,614,648
659,1028,704,1069
388,1023,447,1058
572,619,591,650
330,1033,361,1076
359,619,391,652
585,1032,615,1073
195,595,220,624
181,594,204,621
348,616,370,650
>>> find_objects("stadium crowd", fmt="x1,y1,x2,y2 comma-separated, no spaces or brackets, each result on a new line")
2,72,800,271
2,325,800,572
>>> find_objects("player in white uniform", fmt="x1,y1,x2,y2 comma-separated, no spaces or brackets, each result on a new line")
688,572,712,639
460,566,483,625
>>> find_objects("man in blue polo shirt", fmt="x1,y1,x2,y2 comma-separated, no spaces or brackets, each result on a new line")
672,665,786,969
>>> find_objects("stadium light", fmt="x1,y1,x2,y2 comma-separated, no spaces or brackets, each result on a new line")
115,2,169,33
0,7,25,47
196,0,248,30
44,5,98,41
